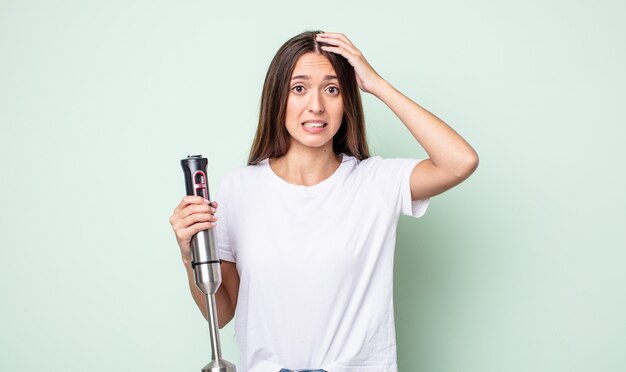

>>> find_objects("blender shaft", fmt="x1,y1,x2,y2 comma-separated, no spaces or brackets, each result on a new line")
206,293,222,361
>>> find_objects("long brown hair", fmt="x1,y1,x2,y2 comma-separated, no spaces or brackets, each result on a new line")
247,31,370,165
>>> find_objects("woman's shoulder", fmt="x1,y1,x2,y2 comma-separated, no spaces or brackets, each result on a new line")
351,154,425,178
215,161,268,201
354,155,422,167
350,154,384,171
220,159,269,184
341,154,387,182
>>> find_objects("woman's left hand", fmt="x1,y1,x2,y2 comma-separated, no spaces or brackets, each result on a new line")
316,32,385,94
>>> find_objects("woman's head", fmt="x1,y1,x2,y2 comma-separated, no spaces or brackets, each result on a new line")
248,31,370,165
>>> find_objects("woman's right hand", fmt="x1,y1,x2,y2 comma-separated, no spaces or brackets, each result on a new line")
169,196,219,265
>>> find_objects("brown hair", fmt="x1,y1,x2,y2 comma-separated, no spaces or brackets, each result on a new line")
247,31,370,165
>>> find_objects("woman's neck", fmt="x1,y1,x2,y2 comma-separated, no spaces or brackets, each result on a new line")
269,146,342,187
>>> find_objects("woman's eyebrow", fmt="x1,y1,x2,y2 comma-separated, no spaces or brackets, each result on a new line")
291,75,338,81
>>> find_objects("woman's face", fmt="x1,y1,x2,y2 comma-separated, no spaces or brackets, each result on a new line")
284,52,344,153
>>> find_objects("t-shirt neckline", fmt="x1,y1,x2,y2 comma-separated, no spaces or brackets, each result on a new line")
261,154,354,195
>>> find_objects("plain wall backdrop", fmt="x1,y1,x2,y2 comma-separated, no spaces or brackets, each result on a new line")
1,0,624,371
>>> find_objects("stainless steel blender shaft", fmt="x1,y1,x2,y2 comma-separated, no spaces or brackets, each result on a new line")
201,293,236,372
206,293,222,361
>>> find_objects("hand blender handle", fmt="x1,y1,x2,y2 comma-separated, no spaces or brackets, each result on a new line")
181,155,212,200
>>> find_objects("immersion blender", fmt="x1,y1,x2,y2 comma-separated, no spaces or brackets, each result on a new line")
181,155,236,372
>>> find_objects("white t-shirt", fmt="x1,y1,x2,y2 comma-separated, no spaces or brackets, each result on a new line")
214,154,429,372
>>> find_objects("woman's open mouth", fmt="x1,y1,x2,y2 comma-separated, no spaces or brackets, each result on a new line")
302,121,328,133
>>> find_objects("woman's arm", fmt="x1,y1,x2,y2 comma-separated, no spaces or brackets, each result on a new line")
317,33,479,200
369,82,479,200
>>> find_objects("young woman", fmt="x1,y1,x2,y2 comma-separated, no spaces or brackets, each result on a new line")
170,31,478,372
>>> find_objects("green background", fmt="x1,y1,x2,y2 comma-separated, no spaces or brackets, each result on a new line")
1,0,624,371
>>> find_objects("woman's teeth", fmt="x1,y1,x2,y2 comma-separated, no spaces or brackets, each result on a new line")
303,123,326,128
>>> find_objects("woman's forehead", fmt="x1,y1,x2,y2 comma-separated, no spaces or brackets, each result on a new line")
292,52,336,77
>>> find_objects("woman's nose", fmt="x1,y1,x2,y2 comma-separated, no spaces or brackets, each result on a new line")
308,91,324,113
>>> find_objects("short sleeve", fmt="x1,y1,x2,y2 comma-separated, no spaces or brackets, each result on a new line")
359,156,430,218
213,176,236,263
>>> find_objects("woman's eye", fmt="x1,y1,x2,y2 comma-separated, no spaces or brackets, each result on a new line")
292,85,305,93
327,87,340,95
